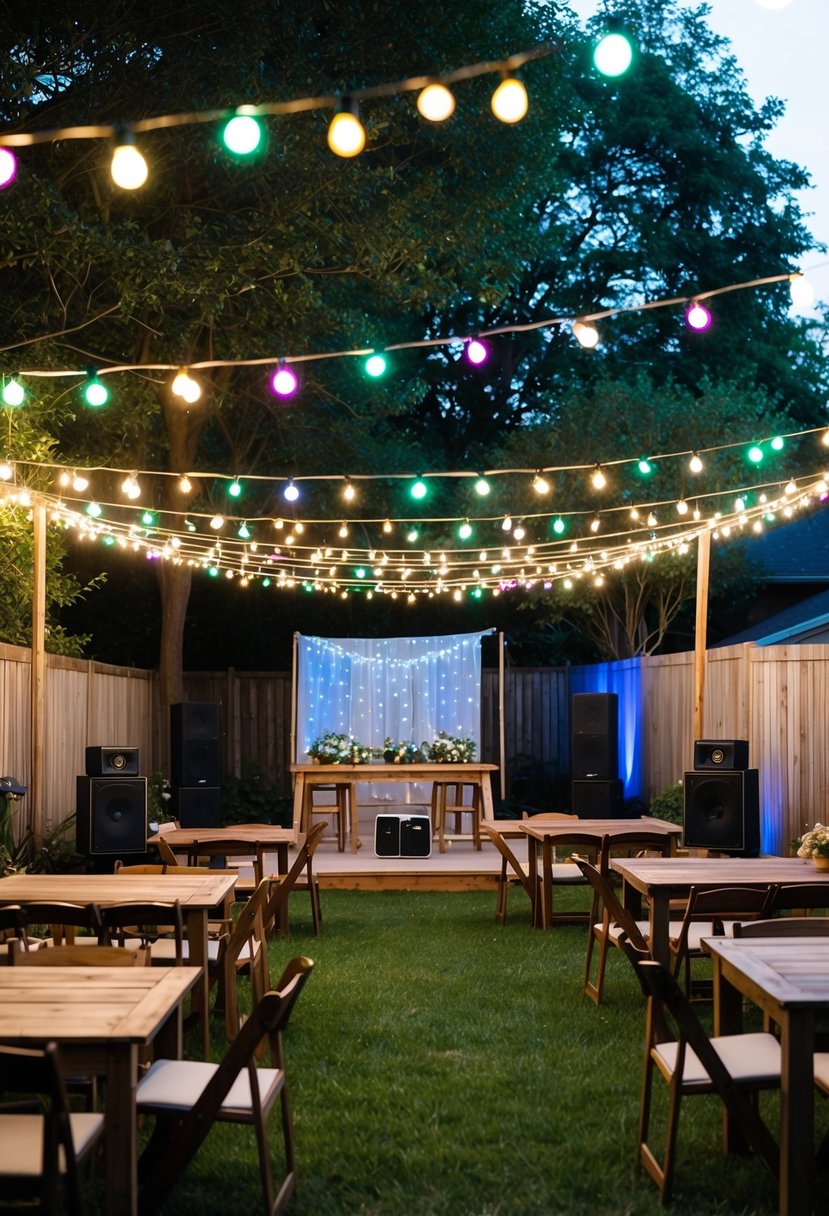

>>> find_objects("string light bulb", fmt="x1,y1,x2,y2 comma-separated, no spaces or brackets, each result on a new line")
474,476,490,496
82,372,109,407
342,478,356,503
221,111,264,157
327,98,366,157
0,148,17,189
410,477,428,500
689,452,704,474
466,338,488,365
364,352,387,378
178,475,192,493
573,321,599,349
490,75,528,123
2,376,25,407
171,369,201,403
591,464,607,490
228,479,242,499
110,130,148,189
789,272,815,312
685,301,712,331
416,82,456,122
270,362,298,398
283,481,300,502
592,23,634,77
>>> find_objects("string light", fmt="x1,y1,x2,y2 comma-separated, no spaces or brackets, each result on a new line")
685,301,712,332
591,464,607,490
592,22,635,77
178,475,192,493
474,476,491,497
342,478,356,503
364,353,387,378
327,99,366,157
490,75,528,123
82,372,109,408
532,472,551,495
110,131,148,189
221,111,264,156
0,148,16,188
465,339,488,365
171,369,201,403
283,481,300,502
270,362,299,398
228,479,242,498
2,377,25,407
416,82,456,122
572,321,599,349
689,452,704,474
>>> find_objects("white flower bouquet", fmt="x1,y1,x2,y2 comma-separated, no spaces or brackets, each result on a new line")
796,822,829,859
307,732,372,764
425,731,476,763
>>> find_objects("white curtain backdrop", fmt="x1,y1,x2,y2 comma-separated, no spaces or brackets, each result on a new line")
296,630,492,805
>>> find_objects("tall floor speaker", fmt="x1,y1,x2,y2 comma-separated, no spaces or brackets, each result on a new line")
172,786,221,829
683,769,760,855
571,778,624,818
76,776,148,855
571,693,618,779
170,702,221,787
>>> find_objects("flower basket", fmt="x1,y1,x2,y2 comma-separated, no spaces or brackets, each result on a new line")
382,739,425,765
307,732,372,765
796,823,829,866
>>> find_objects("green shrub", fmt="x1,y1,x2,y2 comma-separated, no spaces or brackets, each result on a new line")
648,779,684,824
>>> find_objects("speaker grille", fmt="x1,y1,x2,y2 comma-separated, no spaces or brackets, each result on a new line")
571,779,624,818
572,693,618,737
172,786,221,829
170,702,221,786
683,770,760,854
76,776,148,855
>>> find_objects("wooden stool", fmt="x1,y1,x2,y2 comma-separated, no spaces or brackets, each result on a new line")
430,781,482,853
305,783,349,851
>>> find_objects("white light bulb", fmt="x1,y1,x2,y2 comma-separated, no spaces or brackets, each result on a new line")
111,140,148,189
417,83,455,122
573,321,599,349
790,273,815,312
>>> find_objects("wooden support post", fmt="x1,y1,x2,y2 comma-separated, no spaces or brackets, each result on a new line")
693,528,711,746
30,503,47,845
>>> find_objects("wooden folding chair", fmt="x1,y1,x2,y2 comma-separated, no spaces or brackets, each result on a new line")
15,901,103,948
98,900,186,965
260,822,327,938
618,934,780,1205
576,855,654,1006
762,882,829,917
668,886,770,997
136,957,314,1216
0,1042,105,1216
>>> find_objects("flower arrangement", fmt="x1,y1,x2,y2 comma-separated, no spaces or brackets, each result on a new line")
796,823,829,859
383,738,424,764
307,732,372,765
425,731,476,763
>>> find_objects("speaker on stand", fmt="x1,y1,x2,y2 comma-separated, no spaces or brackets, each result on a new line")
170,702,222,827
684,738,760,856
571,693,623,817
76,776,148,857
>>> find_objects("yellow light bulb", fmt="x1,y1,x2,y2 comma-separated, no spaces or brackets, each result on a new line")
491,77,528,124
417,83,455,122
327,107,366,157
110,139,148,189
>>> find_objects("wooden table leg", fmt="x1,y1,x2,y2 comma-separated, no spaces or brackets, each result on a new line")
106,1043,139,1216
779,1012,816,1216
527,838,542,929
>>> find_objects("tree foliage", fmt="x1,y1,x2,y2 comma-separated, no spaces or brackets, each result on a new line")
0,0,826,678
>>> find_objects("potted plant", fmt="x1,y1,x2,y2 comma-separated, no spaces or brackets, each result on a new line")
796,823,829,869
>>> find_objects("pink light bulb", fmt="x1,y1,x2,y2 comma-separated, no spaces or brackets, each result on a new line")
270,365,298,397
466,339,488,365
685,302,712,332
0,149,17,189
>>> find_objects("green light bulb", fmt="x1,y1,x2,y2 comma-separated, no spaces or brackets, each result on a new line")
83,376,109,408
364,353,387,378
638,458,653,475
222,114,263,156
228,480,242,498
410,478,427,500
553,517,566,535
747,445,764,464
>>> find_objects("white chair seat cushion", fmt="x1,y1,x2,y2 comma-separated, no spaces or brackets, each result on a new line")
143,936,259,965
0,1111,104,1174
654,1031,781,1088
672,920,743,953
136,1057,283,1118
605,920,652,943
549,864,588,884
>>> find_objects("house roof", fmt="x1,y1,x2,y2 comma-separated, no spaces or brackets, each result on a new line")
741,500,829,583
715,587,829,647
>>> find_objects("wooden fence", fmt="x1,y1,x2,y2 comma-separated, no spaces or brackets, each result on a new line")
2,641,828,854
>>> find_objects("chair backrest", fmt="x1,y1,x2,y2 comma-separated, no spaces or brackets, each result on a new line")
0,1041,93,1213
154,837,181,867
8,940,149,966
616,934,779,1175
99,900,185,964
137,957,315,1215
262,822,327,932
0,905,30,950
762,883,829,915
733,916,829,938
115,862,169,874
600,831,673,872
574,855,649,950
17,901,103,946
681,884,770,926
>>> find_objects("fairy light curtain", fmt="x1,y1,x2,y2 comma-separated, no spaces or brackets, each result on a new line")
296,630,493,804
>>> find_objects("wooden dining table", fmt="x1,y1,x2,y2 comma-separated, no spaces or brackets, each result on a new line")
611,855,829,964
155,822,299,876
706,936,829,1216
518,817,683,929
0,965,198,1216
0,870,236,1057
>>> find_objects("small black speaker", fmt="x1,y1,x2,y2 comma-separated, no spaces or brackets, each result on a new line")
374,814,401,857
683,769,760,854
693,739,750,771
571,778,624,818
76,776,147,855
373,814,432,858
85,745,139,777
170,702,221,787
172,786,221,829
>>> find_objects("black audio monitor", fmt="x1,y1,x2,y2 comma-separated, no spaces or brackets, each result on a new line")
572,693,619,779
683,769,760,855
85,745,140,777
693,739,750,771
170,702,221,787
76,776,148,855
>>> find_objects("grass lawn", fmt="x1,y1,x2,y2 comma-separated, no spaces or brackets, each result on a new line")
108,887,822,1214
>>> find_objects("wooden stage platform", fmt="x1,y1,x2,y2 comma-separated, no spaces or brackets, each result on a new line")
296,804,502,892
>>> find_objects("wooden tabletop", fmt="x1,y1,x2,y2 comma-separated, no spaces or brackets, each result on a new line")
0,871,237,907
521,817,682,843
290,762,498,778
705,937,829,1007
0,967,198,1043
610,855,829,892
157,823,298,848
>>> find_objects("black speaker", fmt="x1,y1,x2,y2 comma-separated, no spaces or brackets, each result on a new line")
693,739,750,771
571,778,624,818
170,702,221,787
572,693,618,779
374,814,432,858
683,769,760,854
85,745,139,777
172,786,221,829
76,776,147,855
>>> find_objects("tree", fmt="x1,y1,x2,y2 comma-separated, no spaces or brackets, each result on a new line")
0,0,826,689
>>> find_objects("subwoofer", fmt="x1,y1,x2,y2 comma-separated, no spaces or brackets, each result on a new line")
683,769,760,854
76,776,148,855
571,778,624,818
693,739,750,771
84,745,139,777
170,702,221,787
171,786,221,829
572,693,618,779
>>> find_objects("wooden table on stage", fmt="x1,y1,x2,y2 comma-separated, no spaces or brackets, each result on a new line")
290,762,498,852
156,823,299,876
519,818,683,930
0,871,235,1058
707,936,829,1216
611,856,829,965
0,965,198,1216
